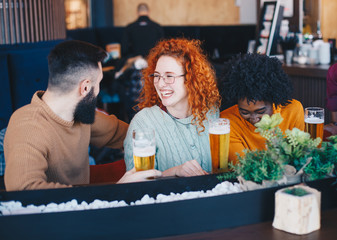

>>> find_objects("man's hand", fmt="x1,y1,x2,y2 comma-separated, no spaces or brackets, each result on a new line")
117,168,162,184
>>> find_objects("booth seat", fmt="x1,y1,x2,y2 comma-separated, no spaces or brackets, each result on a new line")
0,40,64,129
67,25,256,60
89,159,126,184
8,48,50,110
67,27,125,50
0,54,12,130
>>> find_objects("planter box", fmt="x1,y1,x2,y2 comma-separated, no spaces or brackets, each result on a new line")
0,175,336,240
273,185,321,235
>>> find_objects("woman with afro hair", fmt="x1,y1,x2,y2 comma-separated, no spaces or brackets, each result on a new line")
123,38,220,177
219,53,305,164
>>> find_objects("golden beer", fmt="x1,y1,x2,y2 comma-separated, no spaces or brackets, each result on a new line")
304,107,324,144
133,154,155,171
305,118,324,140
209,132,230,173
133,146,156,171
132,129,156,171
209,118,230,173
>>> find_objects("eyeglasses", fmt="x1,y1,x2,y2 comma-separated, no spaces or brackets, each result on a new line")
149,73,185,84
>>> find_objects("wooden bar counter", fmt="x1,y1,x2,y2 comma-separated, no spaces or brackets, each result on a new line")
283,63,331,121
153,208,337,240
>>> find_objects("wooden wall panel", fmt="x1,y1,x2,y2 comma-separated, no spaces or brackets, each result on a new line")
8,0,15,43
321,0,337,42
0,0,66,44
113,0,239,26
19,0,25,43
2,0,10,43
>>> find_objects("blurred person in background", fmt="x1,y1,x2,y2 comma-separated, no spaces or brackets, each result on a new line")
121,3,164,58
324,63,337,136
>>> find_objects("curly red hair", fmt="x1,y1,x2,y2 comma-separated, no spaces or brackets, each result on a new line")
138,38,220,133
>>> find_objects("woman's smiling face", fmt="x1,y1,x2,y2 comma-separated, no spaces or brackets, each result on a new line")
154,55,189,118
238,98,273,125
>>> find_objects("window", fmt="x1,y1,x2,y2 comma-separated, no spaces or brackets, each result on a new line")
64,0,90,29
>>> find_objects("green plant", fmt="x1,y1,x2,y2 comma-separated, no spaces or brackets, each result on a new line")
233,149,284,184
283,187,310,196
304,136,337,181
234,113,336,184
304,149,335,180
325,135,337,161
216,171,238,182
255,113,320,171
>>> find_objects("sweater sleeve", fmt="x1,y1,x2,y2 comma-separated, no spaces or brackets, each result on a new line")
4,119,70,191
90,111,128,149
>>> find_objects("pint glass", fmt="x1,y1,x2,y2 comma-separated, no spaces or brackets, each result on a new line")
209,118,230,173
304,107,324,142
132,129,156,171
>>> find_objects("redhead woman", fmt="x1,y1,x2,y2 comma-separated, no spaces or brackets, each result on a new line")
123,38,220,177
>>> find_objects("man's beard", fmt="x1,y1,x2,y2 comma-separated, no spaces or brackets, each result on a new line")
73,88,97,124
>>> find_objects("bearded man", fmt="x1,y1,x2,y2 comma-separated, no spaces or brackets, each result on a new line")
4,40,161,191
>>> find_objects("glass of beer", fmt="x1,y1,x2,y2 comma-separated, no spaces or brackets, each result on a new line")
304,107,324,142
209,118,230,173
132,129,156,171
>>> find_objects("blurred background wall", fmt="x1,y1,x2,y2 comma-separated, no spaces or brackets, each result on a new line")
114,0,242,26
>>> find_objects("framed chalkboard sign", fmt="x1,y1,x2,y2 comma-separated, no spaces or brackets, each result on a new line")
255,1,284,55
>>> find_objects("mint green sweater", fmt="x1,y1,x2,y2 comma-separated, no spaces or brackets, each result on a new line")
123,106,219,172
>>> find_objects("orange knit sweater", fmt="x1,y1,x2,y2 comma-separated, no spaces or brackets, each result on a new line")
4,91,128,191
220,99,305,164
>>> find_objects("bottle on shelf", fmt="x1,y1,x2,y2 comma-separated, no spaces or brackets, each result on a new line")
313,20,323,41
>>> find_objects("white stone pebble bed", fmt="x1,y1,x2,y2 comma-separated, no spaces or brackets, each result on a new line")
0,181,242,216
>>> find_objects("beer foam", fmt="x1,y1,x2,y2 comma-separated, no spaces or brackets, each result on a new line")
133,146,155,157
305,117,324,124
209,125,230,135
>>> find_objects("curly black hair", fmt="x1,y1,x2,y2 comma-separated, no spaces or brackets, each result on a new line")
219,53,293,111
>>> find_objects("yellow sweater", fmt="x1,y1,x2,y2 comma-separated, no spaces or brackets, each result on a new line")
4,91,128,191
220,99,305,164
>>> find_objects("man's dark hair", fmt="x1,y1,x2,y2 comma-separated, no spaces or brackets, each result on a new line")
219,53,293,110
47,40,107,93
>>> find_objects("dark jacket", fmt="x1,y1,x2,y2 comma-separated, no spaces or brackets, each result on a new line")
122,16,164,57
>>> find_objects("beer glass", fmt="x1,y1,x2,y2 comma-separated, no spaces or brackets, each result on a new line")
209,118,230,173
304,107,324,142
132,129,156,171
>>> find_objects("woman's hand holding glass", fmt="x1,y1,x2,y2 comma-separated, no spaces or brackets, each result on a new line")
173,160,208,177
117,168,162,184
133,129,156,171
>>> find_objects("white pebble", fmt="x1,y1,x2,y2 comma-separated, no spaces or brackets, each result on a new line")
116,201,128,207
0,181,242,215
46,203,58,209
108,201,119,207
